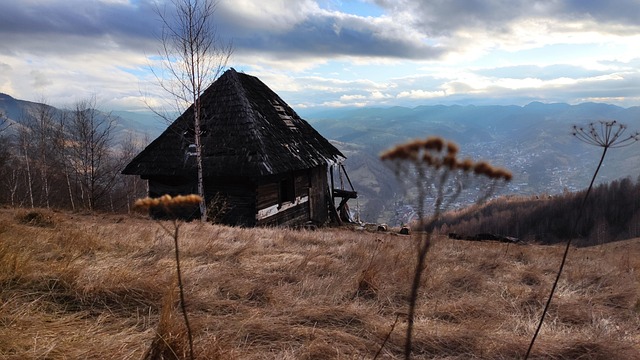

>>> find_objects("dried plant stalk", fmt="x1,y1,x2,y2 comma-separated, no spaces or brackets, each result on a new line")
525,121,639,358
135,194,202,360
381,137,510,359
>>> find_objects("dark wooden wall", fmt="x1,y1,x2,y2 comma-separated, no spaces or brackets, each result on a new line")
148,176,200,219
205,177,257,227
254,166,329,227
148,175,196,197
309,165,329,224
294,171,310,198
256,182,279,210
147,175,256,225
146,165,330,227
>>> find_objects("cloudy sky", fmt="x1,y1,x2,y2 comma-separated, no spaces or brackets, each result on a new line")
1,0,639,112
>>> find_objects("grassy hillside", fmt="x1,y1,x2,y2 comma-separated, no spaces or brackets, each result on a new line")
1,208,639,359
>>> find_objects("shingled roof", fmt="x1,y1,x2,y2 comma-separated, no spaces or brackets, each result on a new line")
122,68,344,178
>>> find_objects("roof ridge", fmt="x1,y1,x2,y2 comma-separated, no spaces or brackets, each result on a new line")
219,69,273,174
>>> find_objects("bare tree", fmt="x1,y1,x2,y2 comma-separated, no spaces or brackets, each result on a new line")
153,0,232,221
53,111,77,210
28,100,57,208
16,112,35,208
0,157,21,207
0,111,10,133
118,133,148,213
66,97,119,210
0,113,16,205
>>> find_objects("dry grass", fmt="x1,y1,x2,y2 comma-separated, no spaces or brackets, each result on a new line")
0,208,639,359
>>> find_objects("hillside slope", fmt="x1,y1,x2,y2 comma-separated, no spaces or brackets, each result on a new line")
433,176,640,245
1,208,638,359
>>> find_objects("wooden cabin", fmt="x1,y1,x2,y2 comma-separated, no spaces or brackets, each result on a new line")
122,68,356,226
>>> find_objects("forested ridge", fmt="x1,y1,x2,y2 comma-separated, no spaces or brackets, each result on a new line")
435,176,640,245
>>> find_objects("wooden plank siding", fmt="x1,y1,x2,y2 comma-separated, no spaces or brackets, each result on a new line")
308,165,329,224
204,177,257,227
256,182,279,209
254,167,328,226
294,172,310,198
257,201,308,227
255,170,309,226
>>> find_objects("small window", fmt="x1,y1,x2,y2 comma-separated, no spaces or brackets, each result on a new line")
279,176,295,204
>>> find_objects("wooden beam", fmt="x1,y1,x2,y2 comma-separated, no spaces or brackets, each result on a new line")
340,164,356,192
326,187,342,225
332,188,358,199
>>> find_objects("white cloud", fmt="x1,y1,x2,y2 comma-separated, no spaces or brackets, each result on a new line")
340,94,367,101
370,90,392,99
397,89,444,99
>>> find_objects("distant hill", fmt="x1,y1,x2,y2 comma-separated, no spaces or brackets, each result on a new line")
0,93,165,142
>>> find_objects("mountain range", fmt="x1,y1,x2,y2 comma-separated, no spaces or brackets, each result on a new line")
2,93,639,224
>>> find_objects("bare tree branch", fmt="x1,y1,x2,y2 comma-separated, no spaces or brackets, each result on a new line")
0,111,10,133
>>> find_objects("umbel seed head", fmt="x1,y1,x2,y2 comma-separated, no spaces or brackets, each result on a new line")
572,120,640,149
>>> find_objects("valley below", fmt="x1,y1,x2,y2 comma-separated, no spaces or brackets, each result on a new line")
306,102,640,224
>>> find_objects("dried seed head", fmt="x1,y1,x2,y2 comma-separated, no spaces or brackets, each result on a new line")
381,136,512,180
446,142,459,155
492,167,513,181
380,146,402,160
381,144,417,160
406,140,422,153
573,120,639,149
422,152,434,165
457,158,474,171
443,154,457,169
473,161,493,177
423,137,445,152
382,136,450,161
134,194,203,211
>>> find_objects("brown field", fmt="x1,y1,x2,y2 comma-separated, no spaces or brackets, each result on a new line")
1,208,639,359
